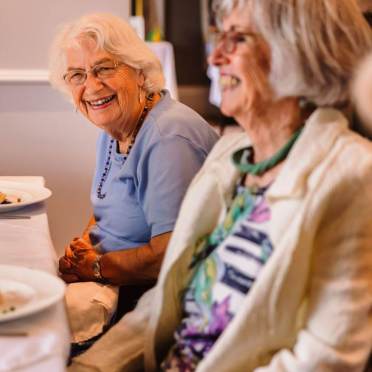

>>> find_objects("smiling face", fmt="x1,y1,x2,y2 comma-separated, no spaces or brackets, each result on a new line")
65,37,144,140
209,4,272,121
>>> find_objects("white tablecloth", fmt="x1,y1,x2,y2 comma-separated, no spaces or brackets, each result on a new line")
147,41,178,100
0,176,70,372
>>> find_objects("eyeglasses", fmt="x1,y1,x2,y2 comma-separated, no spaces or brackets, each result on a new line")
210,30,258,54
63,60,123,86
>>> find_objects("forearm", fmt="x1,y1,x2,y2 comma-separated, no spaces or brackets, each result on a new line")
81,215,96,243
100,233,170,286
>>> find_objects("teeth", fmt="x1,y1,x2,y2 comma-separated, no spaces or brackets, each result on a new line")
220,76,240,89
89,95,114,106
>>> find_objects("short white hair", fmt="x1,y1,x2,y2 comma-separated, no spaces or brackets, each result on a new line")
213,0,372,106
49,13,165,97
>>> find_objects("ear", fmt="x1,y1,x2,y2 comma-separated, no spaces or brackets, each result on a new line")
353,53,372,127
137,70,145,88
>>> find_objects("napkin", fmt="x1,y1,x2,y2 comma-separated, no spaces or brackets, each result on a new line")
66,282,119,343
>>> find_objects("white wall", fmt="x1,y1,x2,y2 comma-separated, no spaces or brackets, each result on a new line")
0,84,99,254
0,0,130,255
0,0,130,69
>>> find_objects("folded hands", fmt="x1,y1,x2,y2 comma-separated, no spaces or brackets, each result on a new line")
59,237,101,283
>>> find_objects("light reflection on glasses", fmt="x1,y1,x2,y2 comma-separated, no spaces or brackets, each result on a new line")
210,30,258,54
63,60,123,86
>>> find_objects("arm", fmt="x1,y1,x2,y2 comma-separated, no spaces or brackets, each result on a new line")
61,136,209,285
81,215,96,243
59,232,171,285
255,176,372,371
100,232,171,285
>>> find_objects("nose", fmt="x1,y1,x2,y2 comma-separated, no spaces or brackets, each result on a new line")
84,72,104,92
208,42,229,67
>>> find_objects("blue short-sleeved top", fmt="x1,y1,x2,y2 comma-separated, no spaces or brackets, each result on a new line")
89,91,219,253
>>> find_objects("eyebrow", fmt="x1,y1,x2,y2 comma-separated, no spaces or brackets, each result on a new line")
66,57,113,71
223,25,254,33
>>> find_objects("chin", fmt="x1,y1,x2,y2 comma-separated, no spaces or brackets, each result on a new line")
220,95,236,117
220,98,247,120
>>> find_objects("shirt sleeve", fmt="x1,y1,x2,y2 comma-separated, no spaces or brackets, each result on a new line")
138,136,208,237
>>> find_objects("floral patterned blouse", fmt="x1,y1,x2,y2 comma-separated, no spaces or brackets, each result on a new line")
162,181,273,371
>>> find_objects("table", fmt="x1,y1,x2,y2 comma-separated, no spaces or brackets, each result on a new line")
0,177,70,372
147,41,178,100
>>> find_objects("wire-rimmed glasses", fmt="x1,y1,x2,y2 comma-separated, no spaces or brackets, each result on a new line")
210,30,258,54
63,60,123,86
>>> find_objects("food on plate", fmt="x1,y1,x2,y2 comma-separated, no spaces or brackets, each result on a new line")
0,280,35,314
0,191,21,205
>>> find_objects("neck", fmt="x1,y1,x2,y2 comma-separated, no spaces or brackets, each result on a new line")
237,97,304,163
117,92,161,154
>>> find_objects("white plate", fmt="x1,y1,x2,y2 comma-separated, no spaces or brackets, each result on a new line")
0,265,65,322
0,181,52,213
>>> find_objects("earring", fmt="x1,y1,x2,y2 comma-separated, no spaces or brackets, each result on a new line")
299,97,316,111
138,89,145,105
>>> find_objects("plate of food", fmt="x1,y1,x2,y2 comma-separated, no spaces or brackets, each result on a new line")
0,181,52,213
0,265,65,322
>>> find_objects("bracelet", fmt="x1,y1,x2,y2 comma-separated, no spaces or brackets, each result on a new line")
92,255,103,281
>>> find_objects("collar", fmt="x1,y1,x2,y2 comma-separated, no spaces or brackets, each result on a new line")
266,108,348,200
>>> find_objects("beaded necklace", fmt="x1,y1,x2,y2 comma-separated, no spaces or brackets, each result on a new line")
96,97,153,199
232,126,303,175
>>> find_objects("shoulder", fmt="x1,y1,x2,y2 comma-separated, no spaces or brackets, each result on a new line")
302,108,372,175
96,131,113,153
144,91,219,144
335,130,372,184
203,132,250,165
303,112,372,208
186,132,249,190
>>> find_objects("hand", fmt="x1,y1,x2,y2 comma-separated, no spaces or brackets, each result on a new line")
58,237,101,283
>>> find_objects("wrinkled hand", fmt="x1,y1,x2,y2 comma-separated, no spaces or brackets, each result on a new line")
59,237,101,283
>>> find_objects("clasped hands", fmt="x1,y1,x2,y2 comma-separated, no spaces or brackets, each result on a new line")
59,237,101,283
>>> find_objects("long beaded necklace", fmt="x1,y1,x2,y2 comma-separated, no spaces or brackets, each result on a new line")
96,96,153,199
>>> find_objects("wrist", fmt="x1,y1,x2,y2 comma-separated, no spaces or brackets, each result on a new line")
92,254,103,281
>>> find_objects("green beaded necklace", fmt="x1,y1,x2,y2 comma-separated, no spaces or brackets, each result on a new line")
232,126,303,175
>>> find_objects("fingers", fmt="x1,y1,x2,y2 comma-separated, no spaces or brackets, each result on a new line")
65,244,75,258
59,256,72,272
70,238,93,251
59,256,80,282
60,273,80,283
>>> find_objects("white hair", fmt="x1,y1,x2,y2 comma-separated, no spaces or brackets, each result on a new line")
49,13,165,97
213,0,372,106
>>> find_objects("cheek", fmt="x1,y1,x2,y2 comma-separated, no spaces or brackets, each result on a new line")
116,87,134,112
243,61,271,103
71,88,82,106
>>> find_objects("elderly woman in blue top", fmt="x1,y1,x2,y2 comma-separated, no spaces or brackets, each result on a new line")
48,13,218,286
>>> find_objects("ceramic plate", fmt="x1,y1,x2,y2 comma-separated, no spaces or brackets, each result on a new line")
0,265,65,322
0,181,52,213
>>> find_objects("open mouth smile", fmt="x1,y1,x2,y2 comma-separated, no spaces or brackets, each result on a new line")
220,75,241,91
86,95,116,109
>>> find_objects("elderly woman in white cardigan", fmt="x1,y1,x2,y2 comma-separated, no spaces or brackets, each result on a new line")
70,0,372,371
